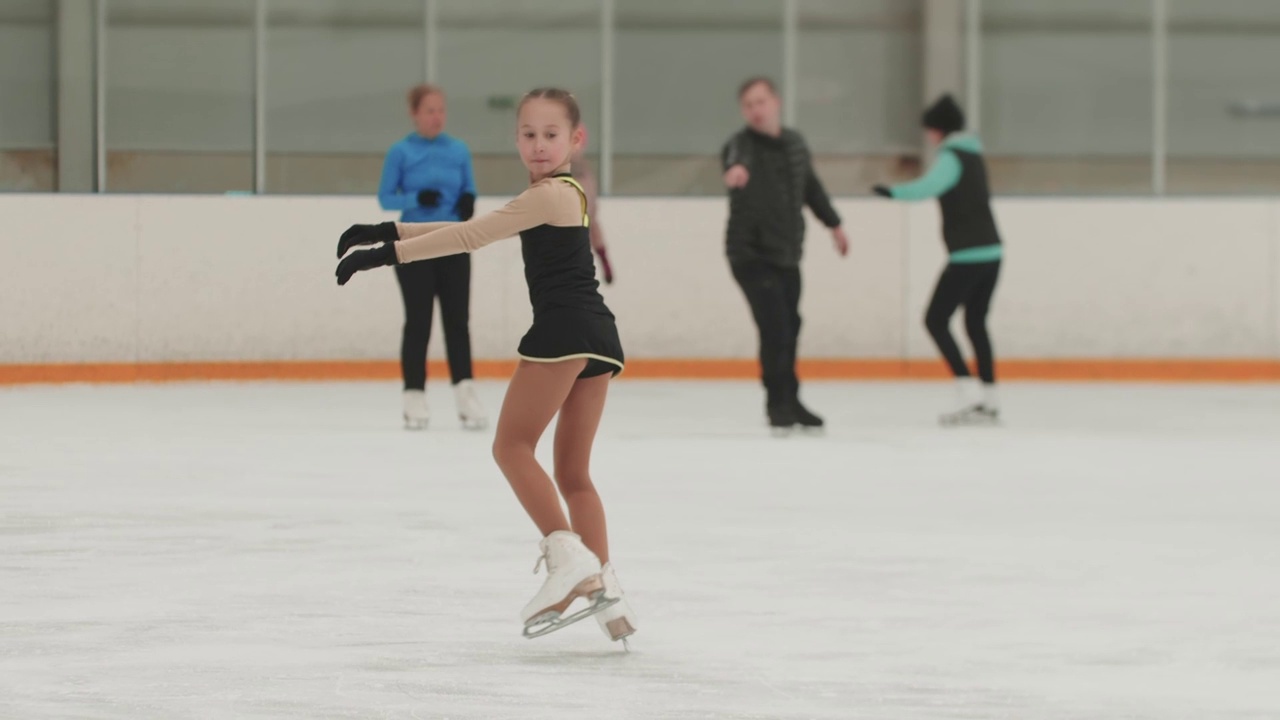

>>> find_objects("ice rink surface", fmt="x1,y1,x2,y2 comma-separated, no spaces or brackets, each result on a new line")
2,379,1278,720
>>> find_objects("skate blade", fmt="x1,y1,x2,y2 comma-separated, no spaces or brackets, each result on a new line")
797,425,826,436
460,417,489,431
939,415,1000,428
523,576,618,639
404,418,428,431
523,594,620,639
769,425,795,438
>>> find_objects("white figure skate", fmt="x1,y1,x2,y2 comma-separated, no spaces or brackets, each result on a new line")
939,378,999,427
521,531,618,639
594,562,637,649
453,380,488,431
403,389,429,430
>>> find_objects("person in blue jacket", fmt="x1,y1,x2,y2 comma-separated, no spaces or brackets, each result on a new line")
379,84,485,431
874,94,1003,426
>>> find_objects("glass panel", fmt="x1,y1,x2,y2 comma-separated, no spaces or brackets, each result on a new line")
797,0,923,195
0,0,56,192
1168,0,1280,194
614,0,782,196
105,0,254,193
981,0,1153,195
436,0,601,195
265,0,426,194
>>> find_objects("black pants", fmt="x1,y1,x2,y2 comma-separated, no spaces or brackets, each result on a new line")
731,259,802,409
924,261,1000,384
394,254,474,390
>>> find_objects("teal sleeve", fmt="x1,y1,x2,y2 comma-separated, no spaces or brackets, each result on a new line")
889,150,962,201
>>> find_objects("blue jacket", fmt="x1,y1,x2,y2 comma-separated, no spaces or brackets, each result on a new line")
378,132,476,222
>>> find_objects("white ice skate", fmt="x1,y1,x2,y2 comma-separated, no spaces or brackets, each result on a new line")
403,389,429,431
594,562,637,649
453,380,488,431
521,531,618,639
940,405,999,426
939,378,999,427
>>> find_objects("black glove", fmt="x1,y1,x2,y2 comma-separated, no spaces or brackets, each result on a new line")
454,192,476,221
872,185,893,198
336,221,397,258
336,243,398,286
417,189,441,208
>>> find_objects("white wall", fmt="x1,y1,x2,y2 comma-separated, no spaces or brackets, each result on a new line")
1,195,1277,365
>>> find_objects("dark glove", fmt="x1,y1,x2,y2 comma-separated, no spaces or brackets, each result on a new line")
454,192,476,221
595,246,614,285
336,221,397,258
336,243,398,286
417,189,441,208
872,185,893,198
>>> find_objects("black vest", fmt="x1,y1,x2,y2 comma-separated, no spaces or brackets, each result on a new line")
938,149,1002,253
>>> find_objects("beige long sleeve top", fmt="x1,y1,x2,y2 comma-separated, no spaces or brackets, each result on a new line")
394,169,586,265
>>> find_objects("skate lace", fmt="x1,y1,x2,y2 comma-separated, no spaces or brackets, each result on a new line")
532,550,549,575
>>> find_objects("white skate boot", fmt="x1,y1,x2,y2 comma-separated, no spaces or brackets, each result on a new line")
594,562,637,648
939,378,999,427
403,389,428,430
521,531,618,639
453,379,488,431
980,382,1000,421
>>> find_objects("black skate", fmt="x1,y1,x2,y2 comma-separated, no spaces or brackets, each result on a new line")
791,400,825,434
767,403,798,437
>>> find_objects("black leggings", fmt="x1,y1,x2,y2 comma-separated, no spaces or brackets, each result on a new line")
731,259,802,408
924,261,1000,384
394,254,474,390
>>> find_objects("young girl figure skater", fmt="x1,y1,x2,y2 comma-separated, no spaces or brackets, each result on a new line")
334,88,635,643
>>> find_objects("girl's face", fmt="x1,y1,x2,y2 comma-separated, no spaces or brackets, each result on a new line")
926,128,945,146
517,99,583,179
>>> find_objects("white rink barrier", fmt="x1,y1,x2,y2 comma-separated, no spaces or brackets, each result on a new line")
1,195,1278,374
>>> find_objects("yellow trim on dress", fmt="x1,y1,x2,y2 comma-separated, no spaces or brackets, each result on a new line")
556,176,590,228
518,352,623,376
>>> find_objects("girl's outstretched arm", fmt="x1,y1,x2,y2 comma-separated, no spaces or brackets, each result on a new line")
396,180,576,263
336,179,581,285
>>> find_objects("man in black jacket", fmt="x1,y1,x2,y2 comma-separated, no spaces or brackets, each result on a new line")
722,77,849,434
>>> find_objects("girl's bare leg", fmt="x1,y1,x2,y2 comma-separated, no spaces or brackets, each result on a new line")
552,373,611,564
492,359,588,537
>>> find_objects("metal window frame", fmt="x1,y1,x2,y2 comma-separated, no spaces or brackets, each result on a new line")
1152,0,1168,196
965,0,981,133
425,0,437,83
95,0,106,191
600,0,615,194
83,0,1176,197
782,0,797,127
254,0,266,194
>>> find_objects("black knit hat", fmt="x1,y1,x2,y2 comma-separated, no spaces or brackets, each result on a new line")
922,94,965,134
